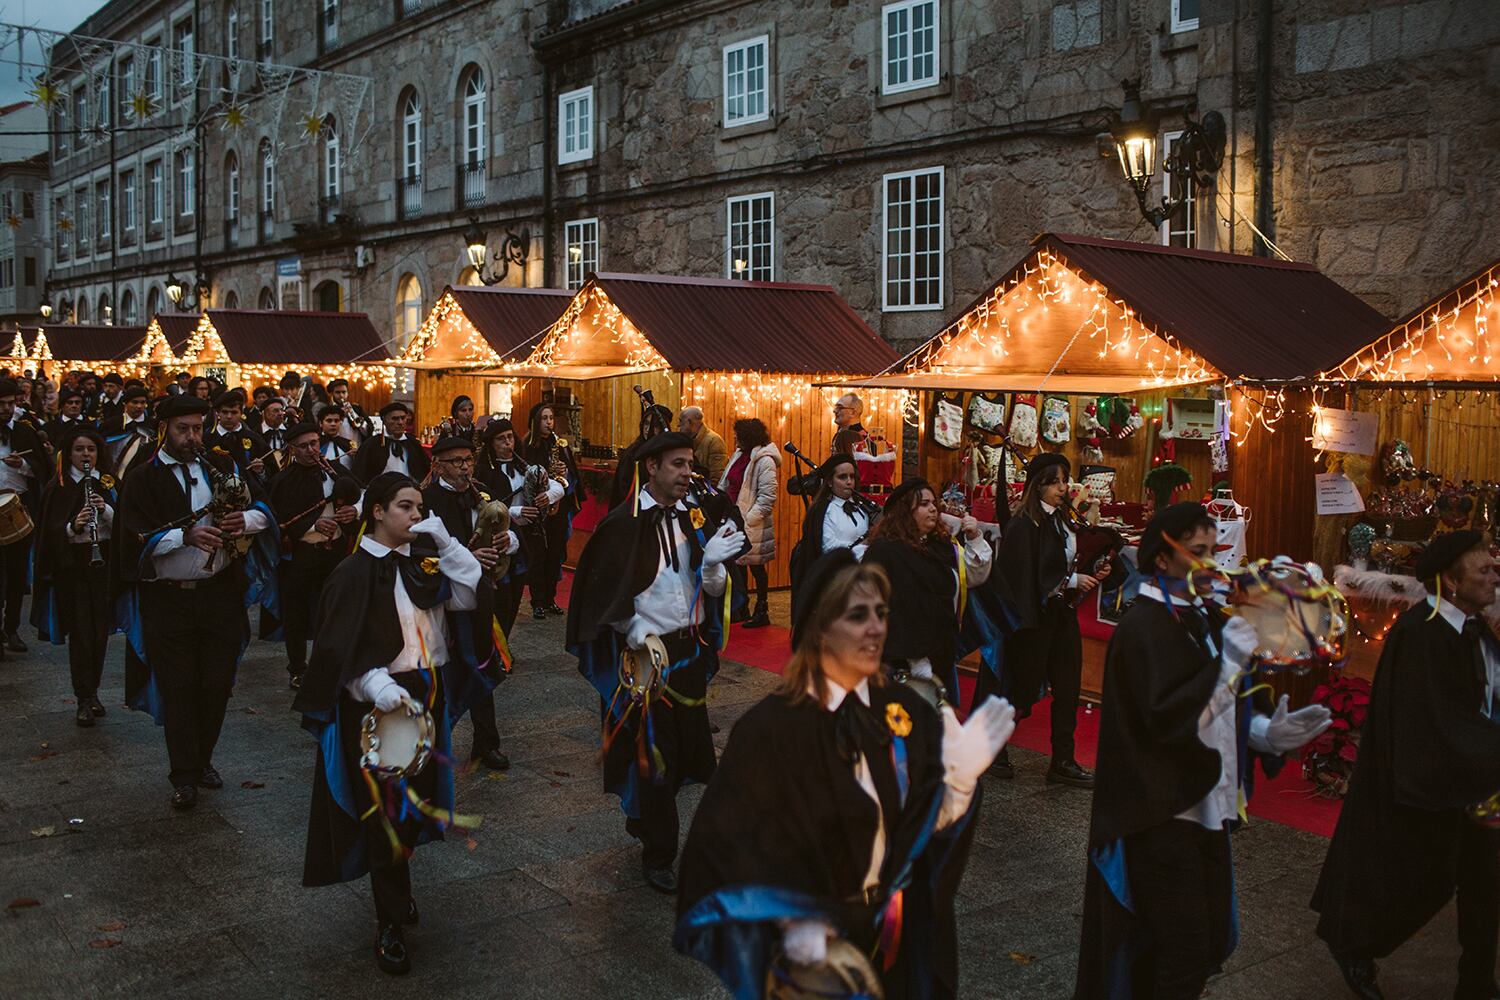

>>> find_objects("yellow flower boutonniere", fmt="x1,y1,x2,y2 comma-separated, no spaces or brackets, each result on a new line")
477,490,491,502
420,557,440,576
241,437,252,451
99,474,115,490
689,508,706,531
348,442,358,453
885,702,913,739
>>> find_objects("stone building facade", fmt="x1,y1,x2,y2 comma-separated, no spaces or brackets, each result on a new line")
38,0,1500,356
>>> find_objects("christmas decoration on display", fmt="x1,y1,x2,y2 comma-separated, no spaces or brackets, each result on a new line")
1040,396,1070,444
965,391,1006,434
1008,393,1038,448
1300,677,1371,799
1079,401,1105,464
1143,463,1191,509
1347,522,1376,567
1379,440,1419,485
931,394,964,450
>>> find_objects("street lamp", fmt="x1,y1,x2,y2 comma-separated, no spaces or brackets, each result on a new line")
38,302,51,320
1110,79,1225,230
164,272,210,311
463,220,530,286
165,274,185,305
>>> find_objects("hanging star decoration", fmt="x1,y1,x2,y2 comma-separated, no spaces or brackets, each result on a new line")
27,79,60,109
57,216,73,231
220,103,248,131
5,216,19,230
301,112,327,139
129,91,157,121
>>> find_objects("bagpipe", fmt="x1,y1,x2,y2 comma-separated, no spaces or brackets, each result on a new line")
782,441,882,518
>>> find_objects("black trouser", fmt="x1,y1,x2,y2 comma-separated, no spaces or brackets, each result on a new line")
748,564,768,610
1124,819,1234,1000
527,514,569,608
141,573,246,787
0,532,31,635
279,542,344,676
58,554,110,699
467,580,511,759
370,859,412,928
1456,823,1500,994
633,632,711,869
1000,596,1083,762
363,670,437,927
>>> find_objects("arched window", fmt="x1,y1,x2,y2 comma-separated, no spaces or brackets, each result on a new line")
98,291,111,323
395,273,422,345
458,67,486,207
457,265,482,287
120,288,137,324
146,285,162,319
223,289,239,309
258,138,275,240
322,115,339,221
76,297,90,323
314,279,341,312
258,286,276,310
398,90,422,218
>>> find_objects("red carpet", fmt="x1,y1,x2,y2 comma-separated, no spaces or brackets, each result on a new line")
555,571,1343,837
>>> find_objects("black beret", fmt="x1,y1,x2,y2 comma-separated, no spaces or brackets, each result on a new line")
58,387,85,404
1024,452,1070,487
633,431,695,465
121,386,149,403
327,378,349,391
483,418,514,441
1138,501,1214,573
791,548,861,652
1415,530,1487,582
212,390,243,409
284,421,319,444
379,400,412,419
103,372,123,385
156,394,212,420
816,452,860,480
432,434,476,455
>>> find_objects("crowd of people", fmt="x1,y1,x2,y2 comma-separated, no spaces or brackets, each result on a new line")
10,367,1497,998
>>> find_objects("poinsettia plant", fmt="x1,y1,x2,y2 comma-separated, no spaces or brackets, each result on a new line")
1300,676,1372,798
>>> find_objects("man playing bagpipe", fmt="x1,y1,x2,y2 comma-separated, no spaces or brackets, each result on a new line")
565,431,747,894
474,417,564,645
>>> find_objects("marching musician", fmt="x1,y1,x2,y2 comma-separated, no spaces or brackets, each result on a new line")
44,388,93,446
269,422,359,691
438,395,481,449
1313,530,1500,1000
187,376,214,403
676,550,1014,998
100,386,155,481
316,405,356,471
295,472,487,976
423,435,519,773
788,453,873,626
475,418,562,641
116,394,279,810
257,397,290,473
1075,502,1331,999
988,454,1102,788
326,378,374,446
205,391,271,481
521,401,578,620
352,401,430,485
245,385,273,424
565,431,746,893
97,373,125,423
863,477,992,702
32,427,115,727
610,401,673,510
0,378,48,656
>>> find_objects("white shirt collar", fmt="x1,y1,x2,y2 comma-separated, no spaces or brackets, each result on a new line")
219,420,242,432
1041,500,1058,515
157,449,192,467
68,465,100,483
359,535,411,557
818,676,871,712
1138,580,1202,609
1426,594,1471,636
439,478,462,493
635,488,689,513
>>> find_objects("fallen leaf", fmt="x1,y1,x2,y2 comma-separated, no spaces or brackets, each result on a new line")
29,825,55,838
240,781,266,790
28,751,58,762
87,938,122,949
241,707,260,715
547,780,562,788
6,898,40,910
551,770,572,778
97,921,126,932
1008,952,1035,966
39,741,49,749
465,838,478,851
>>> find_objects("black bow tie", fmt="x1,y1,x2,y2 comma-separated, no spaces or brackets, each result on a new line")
842,500,860,518
653,505,685,572
833,692,890,766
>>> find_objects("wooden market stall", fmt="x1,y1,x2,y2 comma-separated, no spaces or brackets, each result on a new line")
396,285,573,434
486,272,904,587
131,314,202,394
14,324,149,380
837,232,1389,697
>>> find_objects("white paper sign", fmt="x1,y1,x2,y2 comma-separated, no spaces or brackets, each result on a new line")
1312,408,1378,455
1315,472,1366,515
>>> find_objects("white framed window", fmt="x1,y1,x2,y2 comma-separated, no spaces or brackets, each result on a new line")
148,160,164,225
558,86,593,164
121,170,136,232
96,180,111,239
565,217,599,290
322,0,339,48
722,36,769,127
1171,0,1200,33
145,40,162,105
174,17,195,90
881,0,939,95
1160,131,1196,248
95,71,110,129
118,57,134,118
227,153,239,219
462,70,485,168
401,94,422,180
179,150,195,216
396,273,423,344
260,142,275,214
259,0,274,57
75,190,90,250
726,192,774,281
226,8,239,60
73,87,88,135
324,124,340,200
882,166,944,311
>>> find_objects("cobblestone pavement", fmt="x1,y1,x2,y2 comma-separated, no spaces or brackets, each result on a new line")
0,605,1472,999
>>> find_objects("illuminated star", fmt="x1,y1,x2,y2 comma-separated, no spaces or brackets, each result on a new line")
130,91,157,120
27,79,59,109
5,216,19,230
220,104,248,131
301,112,326,138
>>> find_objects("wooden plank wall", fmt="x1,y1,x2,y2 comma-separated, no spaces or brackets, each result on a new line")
1229,386,1320,562
510,369,681,447
414,371,485,434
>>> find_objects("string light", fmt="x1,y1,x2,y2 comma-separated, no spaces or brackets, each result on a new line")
399,289,513,368
136,313,395,391
529,283,670,372
682,372,908,433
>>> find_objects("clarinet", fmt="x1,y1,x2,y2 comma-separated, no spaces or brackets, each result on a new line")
80,460,104,567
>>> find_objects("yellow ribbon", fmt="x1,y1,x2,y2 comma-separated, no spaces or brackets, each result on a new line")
953,538,968,622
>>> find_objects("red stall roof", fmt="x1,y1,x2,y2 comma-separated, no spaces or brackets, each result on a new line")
577,273,899,374
447,286,573,359
38,324,148,362
202,310,391,365
153,313,200,355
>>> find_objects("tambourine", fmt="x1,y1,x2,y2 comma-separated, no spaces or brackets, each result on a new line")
1213,559,1350,669
359,700,435,779
890,665,947,712
620,634,670,698
766,937,885,1000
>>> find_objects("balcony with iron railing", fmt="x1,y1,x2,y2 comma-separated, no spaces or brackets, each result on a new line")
398,175,423,220
456,162,489,210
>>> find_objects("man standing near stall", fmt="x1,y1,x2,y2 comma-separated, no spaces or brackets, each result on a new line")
1313,530,1500,1000
678,406,727,484
353,401,429,484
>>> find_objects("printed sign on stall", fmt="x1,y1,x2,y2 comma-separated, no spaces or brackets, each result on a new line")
1315,471,1366,515
1311,408,1378,455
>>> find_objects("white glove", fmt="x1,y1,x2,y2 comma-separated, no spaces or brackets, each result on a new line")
503,530,521,555
1221,616,1259,673
410,512,454,549
782,919,834,966
507,503,529,525
701,523,747,568
371,676,405,713
1251,695,1334,754
625,618,652,651
940,697,1018,793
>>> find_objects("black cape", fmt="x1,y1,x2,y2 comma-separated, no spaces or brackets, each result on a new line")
1312,603,1500,956
996,510,1071,631
787,496,835,621
421,480,501,673
675,684,977,1000
30,472,115,641
206,424,272,480
351,433,430,485
864,537,963,688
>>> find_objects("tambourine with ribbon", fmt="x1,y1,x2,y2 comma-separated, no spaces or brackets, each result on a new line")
766,938,885,1000
359,699,435,780
1188,556,1350,670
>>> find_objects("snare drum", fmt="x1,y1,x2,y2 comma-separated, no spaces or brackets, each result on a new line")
0,490,34,545
359,701,435,779
767,938,886,1000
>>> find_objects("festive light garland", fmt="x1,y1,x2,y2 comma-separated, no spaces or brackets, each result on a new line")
528,284,670,372
399,290,511,368
681,372,908,434
138,313,395,391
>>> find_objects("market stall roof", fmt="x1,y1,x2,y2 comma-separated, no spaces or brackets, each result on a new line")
835,233,1389,393
1317,258,1500,385
187,310,392,365
33,324,148,363
153,313,200,358
521,272,900,376
397,286,573,370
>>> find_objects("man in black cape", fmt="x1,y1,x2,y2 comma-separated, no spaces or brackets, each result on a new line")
99,386,154,475
352,401,429,484
421,434,516,771
43,387,94,446
327,377,374,446
114,394,280,808
269,422,359,690
96,372,125,423
1312,530,1500,1000
565,431,746,893
1074,502,1332,1000
206,390,271,483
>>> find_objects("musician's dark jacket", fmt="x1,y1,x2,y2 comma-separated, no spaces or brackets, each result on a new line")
42,415,94,450
351,433,430,485
1312,601,1500,958
269,460,356,546
2,414,50,499
31,469,117,643
421,478,501,675
206,424,271,479
675,683,978,1000
997,508,1071,631
863,535,966,693
523,431,580,517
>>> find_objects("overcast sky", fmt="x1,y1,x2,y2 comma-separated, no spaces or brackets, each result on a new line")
0,0,111,106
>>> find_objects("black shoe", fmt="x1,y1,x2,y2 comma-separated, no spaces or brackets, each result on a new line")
991,747,1014,779
544,603,564,615
88,695,105,718
75,705,94,728
404,900,419,927
1046,759,1095,788
198,765,223,790
288,672,303,690
171,784,198,810
474,749,510,771
1331,949,1383,999
742,607,770,629
532,606,547,620
374,922,410,975
6,631,25,652
643,863,677,894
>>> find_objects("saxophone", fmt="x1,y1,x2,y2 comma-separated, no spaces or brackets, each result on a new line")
195,446,253,569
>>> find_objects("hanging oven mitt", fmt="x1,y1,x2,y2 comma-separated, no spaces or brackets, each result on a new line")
1008,393,1039,448
966,392,1007,434
1041,396,1071,444
931,393,965,450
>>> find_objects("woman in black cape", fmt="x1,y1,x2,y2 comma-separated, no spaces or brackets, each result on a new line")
675,549,1016,1000
788,453,875,625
